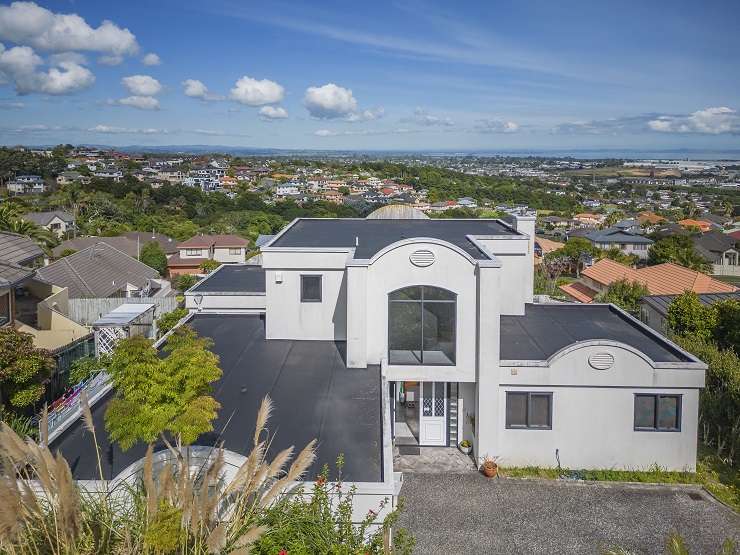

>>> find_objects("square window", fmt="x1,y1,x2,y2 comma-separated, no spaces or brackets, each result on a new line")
228,248,242,255
634,394,681,431
300,275,322,302
506,392,552,429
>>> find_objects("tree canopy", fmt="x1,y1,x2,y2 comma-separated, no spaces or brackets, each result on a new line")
648,235,711,273
139,240,167,275
0,328,54,409
104,326,221,451
595,279,649,315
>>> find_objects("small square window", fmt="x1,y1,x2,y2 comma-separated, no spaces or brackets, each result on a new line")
506,392,552,429
301,275,322,302
634,394,681,431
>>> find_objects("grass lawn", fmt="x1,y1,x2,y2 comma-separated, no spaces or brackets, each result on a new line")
499,445,739,513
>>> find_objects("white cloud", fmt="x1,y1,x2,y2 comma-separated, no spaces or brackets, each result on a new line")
313,127,415,137
474,118,519,133
97,54,123,66
49,51,87,65
402,107,454,127
345,107,384,122
115,95,160,110
142,52,161,66
229,75,284,106
122,74,161,96
0,1,138,56
89,124,164,134
304,83,357,119
181,78,223,101
648,107,739,135
0,44,94,94
259,105,288,120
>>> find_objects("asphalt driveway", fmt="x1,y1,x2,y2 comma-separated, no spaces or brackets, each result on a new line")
397,474,739,554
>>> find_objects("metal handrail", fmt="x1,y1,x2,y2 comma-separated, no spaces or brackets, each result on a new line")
43,370,111,440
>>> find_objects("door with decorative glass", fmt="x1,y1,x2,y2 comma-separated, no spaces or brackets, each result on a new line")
419,381,447,446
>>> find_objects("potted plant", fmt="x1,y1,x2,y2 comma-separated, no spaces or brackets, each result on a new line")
481,455,499,478
459,439,472,455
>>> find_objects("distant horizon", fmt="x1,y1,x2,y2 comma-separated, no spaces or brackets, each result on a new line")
6,143,740,161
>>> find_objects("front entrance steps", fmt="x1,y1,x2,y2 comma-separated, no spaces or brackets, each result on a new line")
393,446,477,473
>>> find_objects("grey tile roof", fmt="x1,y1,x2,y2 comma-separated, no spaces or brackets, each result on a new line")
500,303,694,363
0,260,34,285
52,232,178,258
23,211,74,226
584,228,654,245
641,291,740,316
36,242,160,298
0,232,44,265
693,231,736,254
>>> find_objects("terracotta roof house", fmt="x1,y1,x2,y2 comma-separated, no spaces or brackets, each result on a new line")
637,211,666,226
168,234,249,277
573,213,605,226
559,258,737,303
534,236,564,264
678,219,712,233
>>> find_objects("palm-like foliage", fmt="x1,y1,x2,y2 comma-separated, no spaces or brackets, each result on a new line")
0,203,58,251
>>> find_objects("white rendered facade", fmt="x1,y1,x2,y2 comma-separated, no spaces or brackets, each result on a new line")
253,216,705,472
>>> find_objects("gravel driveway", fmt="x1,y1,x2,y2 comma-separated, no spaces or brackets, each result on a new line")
397,474,739,554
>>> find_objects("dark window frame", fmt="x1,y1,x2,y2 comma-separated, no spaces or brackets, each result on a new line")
505,391,553,430
634,394,682,432
387,285,456,366
300,274,323,303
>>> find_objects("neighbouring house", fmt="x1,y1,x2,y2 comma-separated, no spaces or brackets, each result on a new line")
559,258,737,303
0,231,45,267
52,231,178,261
534,236,564,264
7,175,46,195
640,291,740,336
53,210,707,518
678,219,712,233
37,242,170,299
573,213,605,226
23,211,75,238
540,215,569,229
56,171,88,185
167,234,249,276
698,213,732,230
637,211,666,228
692,231,739,277
583,227,654,259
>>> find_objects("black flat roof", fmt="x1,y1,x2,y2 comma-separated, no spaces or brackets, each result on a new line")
189,264,266,294
500,304,693,363
51,314,382,482
268,218,519,260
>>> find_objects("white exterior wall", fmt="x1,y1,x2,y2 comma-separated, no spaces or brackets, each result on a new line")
497,344,704,471
265,266,347,340
363,241,480,382
213,247,245,263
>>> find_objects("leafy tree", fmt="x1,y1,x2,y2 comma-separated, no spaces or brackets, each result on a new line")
603,210,625,227
105,326,222,452
199,259,220,274
69,355,108,385
648,235,711,273
601,247,638,266
714,299,740,353
0,328,54,409
595,279,649,315
174,273,198,291
666,291,717,341
139,240,167,275
549,237,596,277
156,307,189,337
58,248,77,258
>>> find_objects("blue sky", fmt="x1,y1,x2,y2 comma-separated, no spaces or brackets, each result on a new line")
0,0,739,150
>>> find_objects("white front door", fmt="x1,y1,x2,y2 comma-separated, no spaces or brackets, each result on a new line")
419,381,447,446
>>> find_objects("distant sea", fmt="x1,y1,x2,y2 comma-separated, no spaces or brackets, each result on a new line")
25,143,740,161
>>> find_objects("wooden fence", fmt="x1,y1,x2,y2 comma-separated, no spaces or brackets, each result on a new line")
68,296,180,326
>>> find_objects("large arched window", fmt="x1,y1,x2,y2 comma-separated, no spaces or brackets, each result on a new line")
388,286,456,365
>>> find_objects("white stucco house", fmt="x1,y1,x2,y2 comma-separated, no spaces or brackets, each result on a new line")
50,211,706,519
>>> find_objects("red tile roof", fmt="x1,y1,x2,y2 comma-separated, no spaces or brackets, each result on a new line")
582,258,737,295
559,282,599,303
